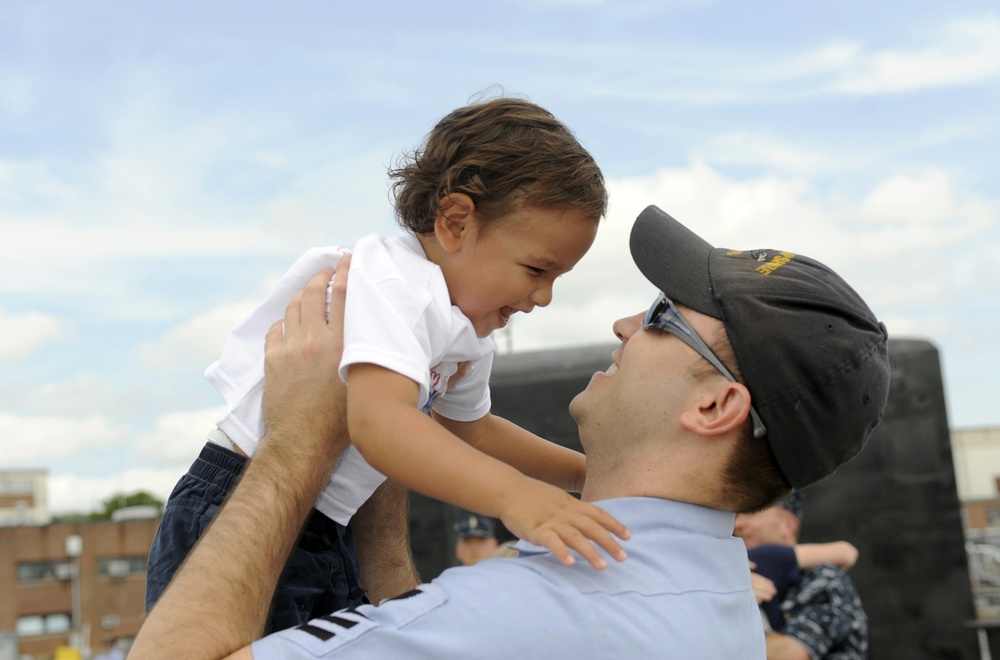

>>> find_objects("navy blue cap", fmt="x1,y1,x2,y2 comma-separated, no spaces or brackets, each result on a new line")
777,491,806,521
454,514,496,540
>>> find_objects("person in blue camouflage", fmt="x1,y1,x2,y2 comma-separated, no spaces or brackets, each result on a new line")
779,561,867,659
736,493,868,659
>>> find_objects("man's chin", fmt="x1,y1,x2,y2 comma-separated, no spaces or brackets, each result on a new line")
568,389,587,423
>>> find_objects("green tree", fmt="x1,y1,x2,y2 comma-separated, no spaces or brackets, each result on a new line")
87,490,165,520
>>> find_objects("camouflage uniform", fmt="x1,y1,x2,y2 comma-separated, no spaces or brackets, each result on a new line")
778,563,868,659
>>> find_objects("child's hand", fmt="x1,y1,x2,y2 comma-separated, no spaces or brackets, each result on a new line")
499,478,630,570
749,565,777,604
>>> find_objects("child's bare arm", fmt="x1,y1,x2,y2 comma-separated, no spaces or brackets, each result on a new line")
794,541,859,570
347,364,628,569
434,412,586,493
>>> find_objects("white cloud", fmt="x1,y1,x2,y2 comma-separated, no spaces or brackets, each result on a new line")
698,132,836,174
604,160,833,252
904,122,992,153
0,64,35,118
19,374,142,417
647,16,1000,101
0,224,290,261
953,249,1000,293
0,309,75,360
747,42,863,85
508,291,647,353
880,312,952,340
0,81,394,265
858,170,991,228
22,407,228,515
0,413,126,464
48,468,186,515
134,407,226,463
138,301,257,370
851,171,999,290
828,16,1000,95
584,16,1000,104
0,159,81,209
504,159,998,356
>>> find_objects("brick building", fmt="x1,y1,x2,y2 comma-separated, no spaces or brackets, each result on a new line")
0,516,158,659
953,427,1000,530
0,470,50,527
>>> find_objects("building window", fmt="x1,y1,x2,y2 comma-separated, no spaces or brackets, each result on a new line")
16,613,71,637
16,616,43,637
0,476,35,494
98,556,146,578
17,560,74,583
988,508,1000,525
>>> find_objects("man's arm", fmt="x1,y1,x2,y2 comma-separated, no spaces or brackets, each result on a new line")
131,264,353,660
352,478,420,603
794,541,858,571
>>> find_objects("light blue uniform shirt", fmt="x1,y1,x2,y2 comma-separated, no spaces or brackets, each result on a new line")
252,497,765,659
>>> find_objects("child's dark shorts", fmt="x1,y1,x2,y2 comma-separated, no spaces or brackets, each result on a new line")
145,441,366,632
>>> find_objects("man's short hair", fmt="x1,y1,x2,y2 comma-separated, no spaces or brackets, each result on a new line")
630,206,891,498
700,324,791,512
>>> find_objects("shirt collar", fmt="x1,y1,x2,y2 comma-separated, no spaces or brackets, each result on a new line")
511,497,736,557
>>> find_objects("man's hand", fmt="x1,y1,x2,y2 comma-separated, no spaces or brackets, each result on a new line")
499,477,630,570
131,262,354,660
262,256,351,453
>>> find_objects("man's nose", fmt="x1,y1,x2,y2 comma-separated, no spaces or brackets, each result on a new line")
613,311,645,342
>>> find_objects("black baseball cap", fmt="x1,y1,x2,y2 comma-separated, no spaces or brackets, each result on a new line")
630,205,890,489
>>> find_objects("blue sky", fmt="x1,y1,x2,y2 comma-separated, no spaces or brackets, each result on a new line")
2,0,998,513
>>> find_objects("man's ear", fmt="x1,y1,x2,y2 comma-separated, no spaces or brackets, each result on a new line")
434,193,476,253
679,381,752,436
782,511,801,539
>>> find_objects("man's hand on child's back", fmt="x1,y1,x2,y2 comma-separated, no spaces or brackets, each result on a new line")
499,478,630,570
263,258,351,452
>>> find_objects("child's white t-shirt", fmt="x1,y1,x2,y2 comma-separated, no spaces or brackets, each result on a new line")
205,233,495,524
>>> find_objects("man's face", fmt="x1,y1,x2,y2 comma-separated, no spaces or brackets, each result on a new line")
569,305,726,443
734,506,798,549
455,536,499,566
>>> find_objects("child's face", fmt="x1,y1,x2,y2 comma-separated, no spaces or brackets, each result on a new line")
447,206,598,338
